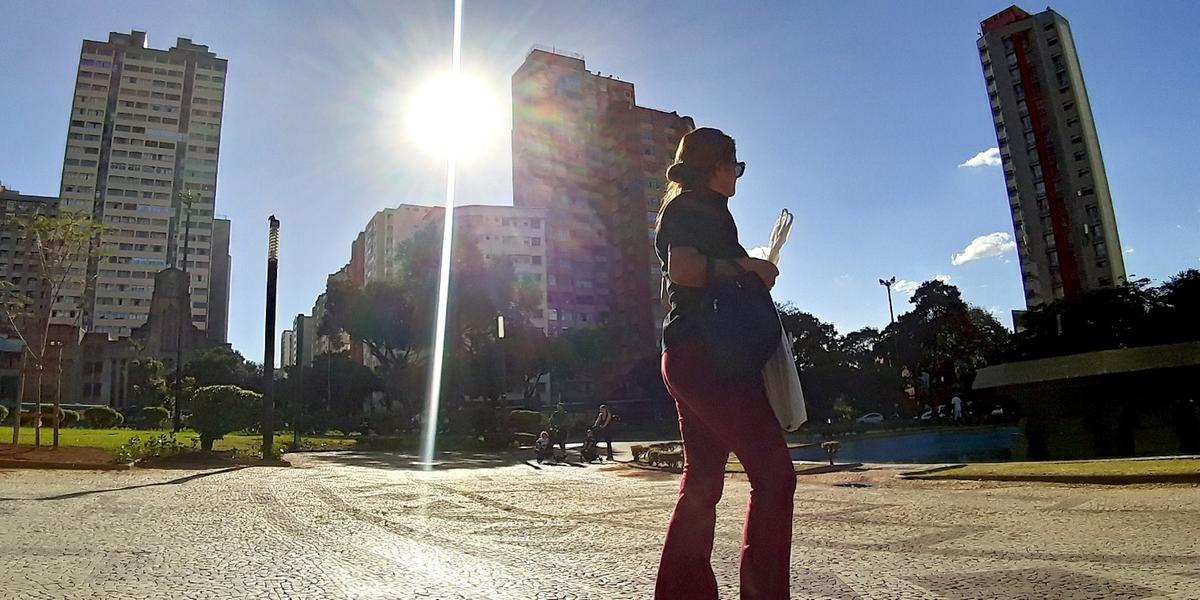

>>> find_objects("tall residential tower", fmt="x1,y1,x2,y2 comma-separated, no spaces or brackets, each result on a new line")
978,7,1125,308
60,31,227,338
511,48,692,393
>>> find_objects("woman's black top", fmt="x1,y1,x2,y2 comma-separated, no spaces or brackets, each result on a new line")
655,188,749,350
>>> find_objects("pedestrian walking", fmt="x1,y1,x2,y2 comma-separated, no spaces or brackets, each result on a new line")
594,404,615,460
654,127,796,599
549,402,569,452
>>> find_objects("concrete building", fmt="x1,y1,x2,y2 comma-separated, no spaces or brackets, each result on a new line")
281,329,296,368
978,7,1126,308
359,203,550,331
59,30,227,336
207,217,231,343
0,187,62,326
511,47,692,400
292,314,316,368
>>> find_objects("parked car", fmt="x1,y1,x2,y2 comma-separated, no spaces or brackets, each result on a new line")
856,412,884,424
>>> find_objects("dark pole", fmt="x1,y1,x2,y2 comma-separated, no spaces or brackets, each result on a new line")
879,276,896,325
51,342,63,449
263,216,280,460
173,193,193,432
294,314,303,448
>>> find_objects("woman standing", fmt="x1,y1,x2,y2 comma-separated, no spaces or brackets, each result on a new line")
654,127,796,599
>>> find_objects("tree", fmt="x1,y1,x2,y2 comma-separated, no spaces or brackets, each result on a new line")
184,346,254,388
0,211,101,447
188,385,262,451
128,357,171,410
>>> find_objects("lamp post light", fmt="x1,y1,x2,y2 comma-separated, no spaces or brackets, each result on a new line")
879,276,897,325
263,216,280,460
48,341,64,449
497,315,506,403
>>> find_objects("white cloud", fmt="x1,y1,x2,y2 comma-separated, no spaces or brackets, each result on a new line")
892,275,953,298
952,232,1017,266
1124,247,1135,255
893,280,920,296
959,147,1001,168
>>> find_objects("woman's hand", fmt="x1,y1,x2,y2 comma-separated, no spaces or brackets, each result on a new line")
738,257,779,289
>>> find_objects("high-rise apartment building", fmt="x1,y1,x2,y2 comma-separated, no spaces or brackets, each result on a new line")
280,329,296,368
978,7,1125,308
60,31,227,336
511,48,692,387
207,217,231,343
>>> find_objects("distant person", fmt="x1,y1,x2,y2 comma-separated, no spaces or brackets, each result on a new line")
549,402,568,452
534,430,554,464
654,127,795,599
594,404,615,461
952,395,963,421
580,428,599,464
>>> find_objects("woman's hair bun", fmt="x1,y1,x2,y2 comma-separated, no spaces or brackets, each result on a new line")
666,162,691,184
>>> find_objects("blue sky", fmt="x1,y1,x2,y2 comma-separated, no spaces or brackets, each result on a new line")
2,1,1198,363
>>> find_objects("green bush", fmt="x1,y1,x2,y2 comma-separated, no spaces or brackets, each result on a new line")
0,405,7,423
83,406,124,428
507,409,543,436
141,406,170,429
188,385,262,451
60,409,81,427
115,433,185,464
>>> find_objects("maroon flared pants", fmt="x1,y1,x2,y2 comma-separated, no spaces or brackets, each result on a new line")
656,338,796,599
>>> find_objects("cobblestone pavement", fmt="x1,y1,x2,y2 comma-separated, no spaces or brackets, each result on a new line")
1,451,1198,599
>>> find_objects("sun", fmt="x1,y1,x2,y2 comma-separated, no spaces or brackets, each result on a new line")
405,73,501,161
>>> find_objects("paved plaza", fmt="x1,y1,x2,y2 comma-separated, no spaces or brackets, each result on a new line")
1,451,1198,599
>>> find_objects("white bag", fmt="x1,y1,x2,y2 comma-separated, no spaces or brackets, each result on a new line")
758,209,807,431
763,322,807,431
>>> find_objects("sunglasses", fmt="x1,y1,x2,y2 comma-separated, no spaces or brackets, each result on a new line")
733,161,746,178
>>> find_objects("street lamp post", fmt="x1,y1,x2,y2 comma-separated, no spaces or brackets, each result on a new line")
263,216,280,460
173,192,194,432
49,341,63,449
879,276,897,325
496,315,506,402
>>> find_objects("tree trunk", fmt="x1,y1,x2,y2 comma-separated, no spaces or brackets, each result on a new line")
34,366,43,447
53,356,63,450
200,436,214,451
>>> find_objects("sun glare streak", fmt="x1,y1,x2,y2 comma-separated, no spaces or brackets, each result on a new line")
419,0,464,470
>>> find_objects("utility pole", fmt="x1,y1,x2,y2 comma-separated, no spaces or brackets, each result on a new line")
294,314,304,449
879,276,897,325
263,216,280,460
173,192,194,432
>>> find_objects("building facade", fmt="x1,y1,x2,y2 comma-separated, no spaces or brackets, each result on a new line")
59,30,227,336
358,203,549,330
511,48,692,396
280,329,296,368
978,7,1126,308
0,187,61,327
207,217,231,343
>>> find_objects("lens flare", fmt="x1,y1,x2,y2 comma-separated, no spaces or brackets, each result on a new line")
405,73,499,161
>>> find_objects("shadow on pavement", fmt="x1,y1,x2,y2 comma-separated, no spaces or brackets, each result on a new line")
299,450,534,471
0,466,245,502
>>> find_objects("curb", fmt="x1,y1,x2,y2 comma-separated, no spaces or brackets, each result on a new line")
903,471,1200,485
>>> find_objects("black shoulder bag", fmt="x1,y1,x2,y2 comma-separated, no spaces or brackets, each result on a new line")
699,258,781,378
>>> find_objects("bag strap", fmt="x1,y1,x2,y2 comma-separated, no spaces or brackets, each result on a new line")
706,256,746,281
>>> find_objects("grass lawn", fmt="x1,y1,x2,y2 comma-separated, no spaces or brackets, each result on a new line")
0,426,357,455
928,458,1200,479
